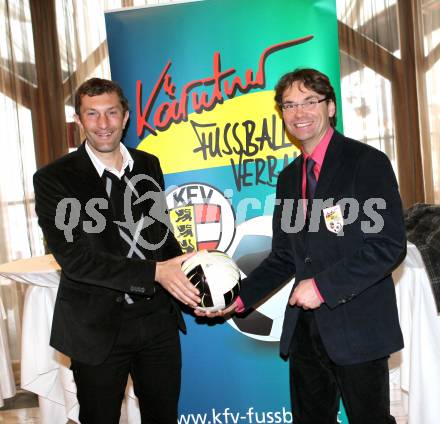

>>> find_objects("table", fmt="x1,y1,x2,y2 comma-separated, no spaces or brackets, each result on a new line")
0,293,16,408
390,243,440,424
0,255,140,423
1,244,439,423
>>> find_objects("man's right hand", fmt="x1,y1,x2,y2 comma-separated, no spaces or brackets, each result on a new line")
155,252,201,308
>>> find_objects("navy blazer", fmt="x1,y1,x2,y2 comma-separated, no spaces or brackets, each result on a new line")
240,131,406,365
33,143,183,365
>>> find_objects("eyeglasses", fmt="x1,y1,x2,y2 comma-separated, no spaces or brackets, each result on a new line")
281,97,328,112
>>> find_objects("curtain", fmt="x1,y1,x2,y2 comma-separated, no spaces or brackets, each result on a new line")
0,0,44,368
337,0,401,184
420,0,440,203
337,0,440,203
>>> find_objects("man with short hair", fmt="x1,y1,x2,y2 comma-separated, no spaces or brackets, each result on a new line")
201,68,406,424
34,78,200,424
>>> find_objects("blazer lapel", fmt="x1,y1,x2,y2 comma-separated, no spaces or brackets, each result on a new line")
71,143,123,252
293,155,303,201
287,156,306,244
72,143,109,198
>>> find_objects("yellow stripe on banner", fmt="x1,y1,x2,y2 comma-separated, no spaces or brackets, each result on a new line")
136,90,298,174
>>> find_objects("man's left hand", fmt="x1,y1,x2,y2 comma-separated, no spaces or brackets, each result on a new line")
289,278,323,310
193,300,238,318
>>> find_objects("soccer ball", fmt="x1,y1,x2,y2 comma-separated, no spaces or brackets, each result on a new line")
182,250,241,312
225,216,294,342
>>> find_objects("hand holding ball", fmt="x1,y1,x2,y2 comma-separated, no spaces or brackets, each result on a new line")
181,250,241,312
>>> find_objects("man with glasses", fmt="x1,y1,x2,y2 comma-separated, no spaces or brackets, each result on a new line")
200,68,406,423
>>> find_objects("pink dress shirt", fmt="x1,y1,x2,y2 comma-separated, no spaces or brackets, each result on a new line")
235,128,334,312
300,127,334,302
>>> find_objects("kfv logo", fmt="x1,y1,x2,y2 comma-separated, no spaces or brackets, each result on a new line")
166,183,236,254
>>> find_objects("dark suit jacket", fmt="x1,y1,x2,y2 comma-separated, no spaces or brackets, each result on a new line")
240,131,406,365
33,143,183,365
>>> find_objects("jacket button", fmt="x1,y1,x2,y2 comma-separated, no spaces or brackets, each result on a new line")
116,296,124,303
304,256,312,264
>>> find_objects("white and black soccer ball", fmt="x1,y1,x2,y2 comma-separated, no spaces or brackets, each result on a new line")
182,250,241,312
226,216,294,342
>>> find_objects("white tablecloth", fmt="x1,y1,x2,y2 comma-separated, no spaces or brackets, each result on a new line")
1,246,439,423
390,243,440,424
0,255,140,424
0,294,16,408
